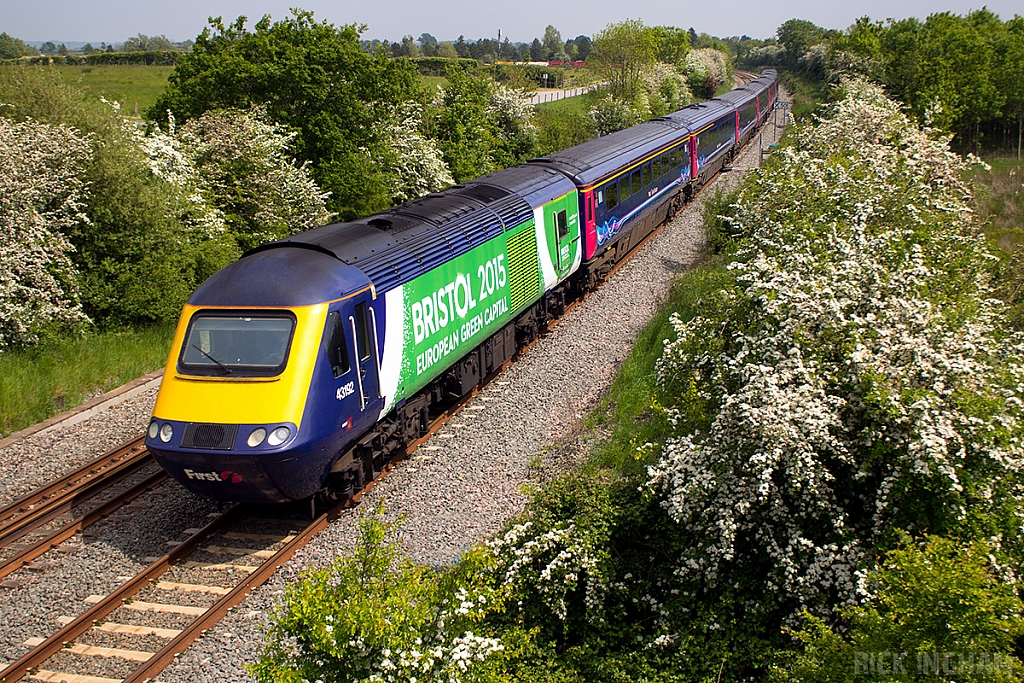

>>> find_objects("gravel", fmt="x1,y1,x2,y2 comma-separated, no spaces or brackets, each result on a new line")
0,100,787,682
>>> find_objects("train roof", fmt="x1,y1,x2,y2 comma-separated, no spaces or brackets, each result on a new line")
189,246,371,308
661,99,735,131
529,118,688,186
223,165,572,299
714,83,762,108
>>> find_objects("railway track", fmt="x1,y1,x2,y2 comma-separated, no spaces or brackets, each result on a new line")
0,90,784,682
0,440,165,581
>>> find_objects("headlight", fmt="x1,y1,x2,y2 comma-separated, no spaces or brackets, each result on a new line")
247,427,267,447
159,423,174,443
147,419,159,440
267,426,290,447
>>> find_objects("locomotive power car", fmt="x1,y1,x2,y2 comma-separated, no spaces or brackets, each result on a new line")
145,70,779,504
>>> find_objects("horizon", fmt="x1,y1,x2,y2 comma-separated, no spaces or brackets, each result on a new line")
3,0,1021,50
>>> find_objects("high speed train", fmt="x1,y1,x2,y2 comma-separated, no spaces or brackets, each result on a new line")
145,70,779,503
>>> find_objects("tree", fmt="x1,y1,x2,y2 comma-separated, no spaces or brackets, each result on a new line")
437,41,458,59
542,25,563,60
591,19,658,100
0,33,33,59
418,32,438,56
429,66,535,182
150,11,421,220
0,65,225,326
529,38,544,62
121,33,173,52
40,41,56,54
652,25,690,65
911,11,1002,147
454,35,470,58
777,18,828,67
176,107,332,252
567,34,592,61
391,35,420,57
1000,16,1024,158
82,43,96,55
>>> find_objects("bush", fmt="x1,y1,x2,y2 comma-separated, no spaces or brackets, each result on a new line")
0,65,204,327
151,11,422,220
648,79,1024,615
252,506,509,683
773,537,1024,682
0,114,91,347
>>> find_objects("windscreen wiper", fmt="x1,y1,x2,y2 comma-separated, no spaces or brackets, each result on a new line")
192,344,232,375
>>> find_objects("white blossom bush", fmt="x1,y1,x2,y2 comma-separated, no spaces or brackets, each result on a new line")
647,79,1024,613
487,520,608,625
177,107,332,251
486,84,535,140
643,63,693,116
0,113,91,347
590,96,643,136
130,104,331,253
745,44,785,67
796,44,829,77
127,107,227,243
252,507,507,683
370,101,454,205
684,48,730,98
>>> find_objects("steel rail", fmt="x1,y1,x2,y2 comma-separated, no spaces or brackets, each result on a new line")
0,503,248,683
121,503,345,683
0,469,168,580
0,437,150,547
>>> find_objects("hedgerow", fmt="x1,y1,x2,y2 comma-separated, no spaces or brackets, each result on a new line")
256,79,1024,682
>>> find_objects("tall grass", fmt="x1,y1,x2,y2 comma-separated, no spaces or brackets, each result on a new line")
586,262,734,479
0,322,176,437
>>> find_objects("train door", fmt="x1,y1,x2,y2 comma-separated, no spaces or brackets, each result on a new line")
348,294,383,419
554,207,572,273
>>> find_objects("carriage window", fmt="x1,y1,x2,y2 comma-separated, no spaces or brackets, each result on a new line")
354,303,371,362
642,164,651,187
653,157,661,179
619,176,630,201
631,170,641,195
670,148,678,168
661,153,670,174
606,183,618,209
556,210,569,240
325,311,350,377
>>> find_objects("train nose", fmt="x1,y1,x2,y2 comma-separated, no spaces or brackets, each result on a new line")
146,419,327,503
150,449,300,503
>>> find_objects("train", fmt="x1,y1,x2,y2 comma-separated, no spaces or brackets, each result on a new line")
145,69,779,504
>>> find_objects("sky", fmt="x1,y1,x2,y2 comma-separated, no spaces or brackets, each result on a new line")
2,0,1021,46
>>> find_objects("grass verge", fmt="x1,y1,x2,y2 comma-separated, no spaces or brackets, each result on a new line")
0,321,176,438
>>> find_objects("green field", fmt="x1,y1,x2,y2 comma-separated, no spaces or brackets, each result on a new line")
52,64,173,116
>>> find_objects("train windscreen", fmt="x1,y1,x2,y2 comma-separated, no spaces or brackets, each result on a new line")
179,313,296,376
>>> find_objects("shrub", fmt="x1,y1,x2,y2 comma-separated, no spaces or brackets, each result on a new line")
772,537,1024,682
0,114,91,347
252,506,508,683
648,79,1024,615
